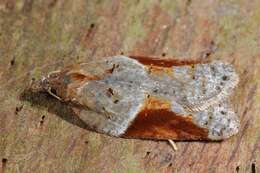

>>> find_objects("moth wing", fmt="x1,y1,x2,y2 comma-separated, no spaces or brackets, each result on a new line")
66,55,239,114
184,99,240,140
172,61,239,112
122,98,239,140
75,79,147,137
140,58,239,112
75,80,240,140
45,55,239,140
122,55,239,112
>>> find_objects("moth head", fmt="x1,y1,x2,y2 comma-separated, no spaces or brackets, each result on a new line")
42,69,92,100
29,70,65,97
29,76,51,93
44,70,68,97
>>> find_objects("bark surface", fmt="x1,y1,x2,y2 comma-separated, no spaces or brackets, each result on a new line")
0,1,259,173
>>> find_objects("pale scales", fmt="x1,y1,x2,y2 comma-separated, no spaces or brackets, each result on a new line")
34,55,240,141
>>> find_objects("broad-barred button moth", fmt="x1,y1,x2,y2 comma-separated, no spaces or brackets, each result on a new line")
32,55,239,141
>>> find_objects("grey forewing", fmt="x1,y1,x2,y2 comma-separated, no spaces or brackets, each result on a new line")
99,56,239,112
75,56,239,139
77,79,146,136
147,61,239,112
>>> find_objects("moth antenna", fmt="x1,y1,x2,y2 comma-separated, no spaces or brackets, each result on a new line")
168,139,178,151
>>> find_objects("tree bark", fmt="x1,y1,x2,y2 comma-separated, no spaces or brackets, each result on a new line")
0,0,259,172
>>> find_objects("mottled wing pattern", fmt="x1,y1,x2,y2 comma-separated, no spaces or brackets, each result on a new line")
76,80,146,136
129,56,239,113
158,61,239,112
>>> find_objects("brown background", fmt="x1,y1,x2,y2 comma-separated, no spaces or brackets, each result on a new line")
0,0,259,173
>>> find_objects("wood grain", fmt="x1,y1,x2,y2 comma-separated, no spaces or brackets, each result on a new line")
0,0,259,172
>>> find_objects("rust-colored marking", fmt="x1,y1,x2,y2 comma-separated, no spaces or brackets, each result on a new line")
129,55,207,67
147,65,173,76
122,96,208,140
70,73,99,81
143,96,171,110
66,72,100,99
38,65,102,102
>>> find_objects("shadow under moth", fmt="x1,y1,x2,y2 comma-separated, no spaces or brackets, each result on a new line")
31,55,239,147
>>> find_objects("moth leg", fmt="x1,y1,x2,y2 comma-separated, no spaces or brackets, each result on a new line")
47,87,62,101
168,139,178,151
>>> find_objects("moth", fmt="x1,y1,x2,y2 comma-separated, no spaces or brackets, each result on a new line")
31,55,240,141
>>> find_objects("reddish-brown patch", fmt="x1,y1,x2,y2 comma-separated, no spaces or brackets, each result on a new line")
70,73,99,81
147,65,173,76
122,96,209,140
43,68,100,101
129,55,208,67
143,96,171,110
65,72,100,100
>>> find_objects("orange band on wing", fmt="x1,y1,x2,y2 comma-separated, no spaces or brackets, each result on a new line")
122,96,209,140
129,55,208,67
